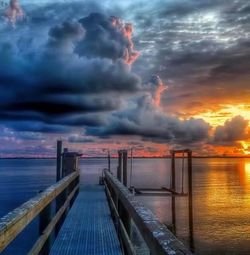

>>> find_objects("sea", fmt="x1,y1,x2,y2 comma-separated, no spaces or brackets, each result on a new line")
1,158,250,255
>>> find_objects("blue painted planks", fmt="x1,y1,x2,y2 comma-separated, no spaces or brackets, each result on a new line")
50,185,122,255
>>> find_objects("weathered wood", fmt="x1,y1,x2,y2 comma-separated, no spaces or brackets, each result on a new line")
122,150,128,187
0,172,79,252
117,151,122,182
104,170,192,255
56,140,63,182
108,151,111,172
171,151,176,191
28,185,79,255
187,150,194,252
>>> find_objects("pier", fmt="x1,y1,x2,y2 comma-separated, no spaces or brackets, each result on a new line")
0,142,192,255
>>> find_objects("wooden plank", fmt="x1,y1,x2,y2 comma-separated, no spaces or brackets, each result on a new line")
104,170,192,255
0,172,79,252
28,184,79,255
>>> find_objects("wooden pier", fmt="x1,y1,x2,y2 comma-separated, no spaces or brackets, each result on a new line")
0,142,193,255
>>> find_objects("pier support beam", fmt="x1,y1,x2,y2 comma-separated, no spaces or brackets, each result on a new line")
117,151,122,182
170,149,194,252
187,150,194,252
108,151,111,172
171,151,176,191
122,150,128,187
56,140,62,182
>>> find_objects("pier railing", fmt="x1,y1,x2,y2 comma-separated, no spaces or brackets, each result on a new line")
0,171,79,254
104,169,192,255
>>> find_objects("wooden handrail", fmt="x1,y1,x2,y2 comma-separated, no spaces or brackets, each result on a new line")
28,184,79,255
0,171,79,253
104,170,192,255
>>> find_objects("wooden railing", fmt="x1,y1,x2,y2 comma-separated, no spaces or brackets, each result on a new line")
104,169,192,255
0,171,79,255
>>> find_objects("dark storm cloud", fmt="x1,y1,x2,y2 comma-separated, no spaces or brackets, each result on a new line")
86,94,210,144
1,0,248,154
77,13,140,64
213,116,250,144
68,135,95,144
127,0,250,99
0,12,141,131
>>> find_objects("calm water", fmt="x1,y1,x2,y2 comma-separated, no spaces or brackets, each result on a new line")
1,158,250,254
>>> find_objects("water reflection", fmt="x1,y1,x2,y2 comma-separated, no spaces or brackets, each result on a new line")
2,158,250,254
244,162,250,181
128,158,250,254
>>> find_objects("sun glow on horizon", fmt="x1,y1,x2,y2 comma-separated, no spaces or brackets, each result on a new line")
193,104,250,127
241,141,250,155
245,162,250,176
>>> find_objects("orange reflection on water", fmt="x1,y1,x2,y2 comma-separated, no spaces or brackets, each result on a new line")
244,162,250,182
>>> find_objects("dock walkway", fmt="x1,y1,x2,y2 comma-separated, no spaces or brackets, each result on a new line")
50,185,122,255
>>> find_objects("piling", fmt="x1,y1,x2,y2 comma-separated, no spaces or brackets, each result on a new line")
171,151,176,191
117,150,122,182
122,150,128,187
108,151,111,172
188,150,194,251
56,140,62,182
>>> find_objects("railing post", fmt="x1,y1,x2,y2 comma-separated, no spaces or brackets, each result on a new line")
188,150,194,252
122,150,128,187
39,203,52,255
117,150,122,182
171,151,176,191
56,140,62,182
108,151,111,172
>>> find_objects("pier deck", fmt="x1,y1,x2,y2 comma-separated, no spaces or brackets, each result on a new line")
50,185,122,255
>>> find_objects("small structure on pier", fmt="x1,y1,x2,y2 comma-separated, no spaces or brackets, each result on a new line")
56,140,82,180
62,149,82,177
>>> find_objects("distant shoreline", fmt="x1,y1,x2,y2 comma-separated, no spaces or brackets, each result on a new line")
1,156,250,159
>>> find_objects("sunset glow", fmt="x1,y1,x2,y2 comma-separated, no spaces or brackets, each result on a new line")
193,104,250,127
0,0,250,157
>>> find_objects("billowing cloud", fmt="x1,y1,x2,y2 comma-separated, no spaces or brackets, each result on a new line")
0,12,141,131
68,134,95,144
147,75,167,107
213,116,250,144
77,13,140,64
86,93,210,144
4,0,24,24
0,0,249,156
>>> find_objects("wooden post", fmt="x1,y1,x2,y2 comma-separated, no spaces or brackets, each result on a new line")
171,151,176,191
130,148,133,188
108,151,111,172
117,151,122,182
123,150,128,187
171,196,176,235
56,141,63,236
56,140,62,182
187,150,194,252
39,204,52,255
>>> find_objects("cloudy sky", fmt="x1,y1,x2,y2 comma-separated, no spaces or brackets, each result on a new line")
0,0,249,157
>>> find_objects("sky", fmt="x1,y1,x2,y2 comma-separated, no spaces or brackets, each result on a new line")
0,0,250,157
